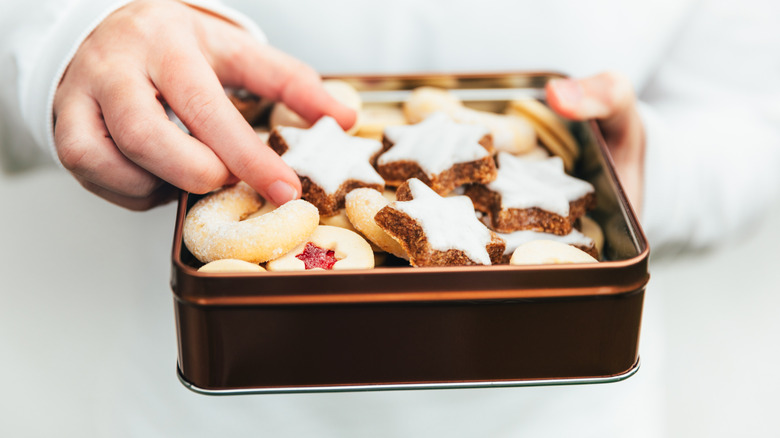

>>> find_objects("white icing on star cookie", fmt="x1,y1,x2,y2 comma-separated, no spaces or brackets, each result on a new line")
390,178,497,265
275,116,385,195
488,152,594,217
379,112,491,175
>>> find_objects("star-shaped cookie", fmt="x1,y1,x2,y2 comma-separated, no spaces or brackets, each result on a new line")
374,178,505,266
377,112,497,194
465,152,595,235
268,116,385,216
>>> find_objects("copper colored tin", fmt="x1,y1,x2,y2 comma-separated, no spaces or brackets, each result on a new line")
170,72,649,394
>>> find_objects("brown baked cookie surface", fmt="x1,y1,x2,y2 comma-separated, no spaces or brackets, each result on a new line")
376,112,497,194
374,178,505,267
465,152,595,235
268,116,385,216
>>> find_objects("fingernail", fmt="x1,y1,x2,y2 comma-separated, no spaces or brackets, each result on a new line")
267,180,299,205
550,79,583,104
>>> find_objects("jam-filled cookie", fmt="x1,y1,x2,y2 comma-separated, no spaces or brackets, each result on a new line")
265,225,375,271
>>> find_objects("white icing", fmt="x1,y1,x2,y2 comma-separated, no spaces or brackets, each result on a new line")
488,152,594,216
498,228,593,256
278,116,385,194
380,112,490,175
392,178,495,265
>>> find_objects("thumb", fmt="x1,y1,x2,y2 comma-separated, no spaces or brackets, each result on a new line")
546,71,644,150
545,72,635,139
546,72,646,214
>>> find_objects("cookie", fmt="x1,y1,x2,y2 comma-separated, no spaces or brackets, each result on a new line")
265,225,375,271
497,228,597,264
197,259,266,273
377,112,497,195
355,104,407,141
509,240,598,265
578,215,604,257
227,89,272,125
505,98,579,171
183,183,320,264
345,188,408,259
268,116,385,216
465,152,595,235
403,86,537,155
374,178,505,266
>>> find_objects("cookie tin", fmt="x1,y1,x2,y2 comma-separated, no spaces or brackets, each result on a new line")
170,72,649,395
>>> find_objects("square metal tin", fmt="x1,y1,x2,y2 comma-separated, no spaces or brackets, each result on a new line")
170,72,649,395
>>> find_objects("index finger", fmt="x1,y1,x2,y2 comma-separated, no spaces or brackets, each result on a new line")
213,40,358,131
149,47,302,206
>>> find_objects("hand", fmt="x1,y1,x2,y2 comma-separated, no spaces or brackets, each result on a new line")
53,0,356,210
545,72,646,214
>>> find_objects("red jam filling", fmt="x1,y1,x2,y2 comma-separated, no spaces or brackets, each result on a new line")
296,242,338,270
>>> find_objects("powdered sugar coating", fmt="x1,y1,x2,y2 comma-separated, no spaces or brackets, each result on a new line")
380,112,490,175
488,153,594,217
391,178,495,265
182,183,319,264
277,116,384,195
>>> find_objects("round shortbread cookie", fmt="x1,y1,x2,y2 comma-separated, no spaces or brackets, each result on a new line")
319,208,357,232
197,259,266,273
518,144,552,161
509,240,598,265
345,188,408,259
505,108,575,172
403,87,462,124
183,183,320,264
265,225,375,271
270,79,363,134
355,104,407,140
579,215,605,257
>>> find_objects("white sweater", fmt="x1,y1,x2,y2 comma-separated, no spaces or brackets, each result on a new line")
1,0,779,253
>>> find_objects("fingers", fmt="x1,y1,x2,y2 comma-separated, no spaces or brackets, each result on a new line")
209,34,357,131
148,47,302,205
545,72,635,121
54,91,163,198
546,72,645,214
94,71,236,195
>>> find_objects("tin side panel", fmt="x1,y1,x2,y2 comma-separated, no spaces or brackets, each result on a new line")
176,288,644,391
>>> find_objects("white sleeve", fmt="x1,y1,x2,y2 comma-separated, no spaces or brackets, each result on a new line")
638,0,780,253
0,0,265,173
